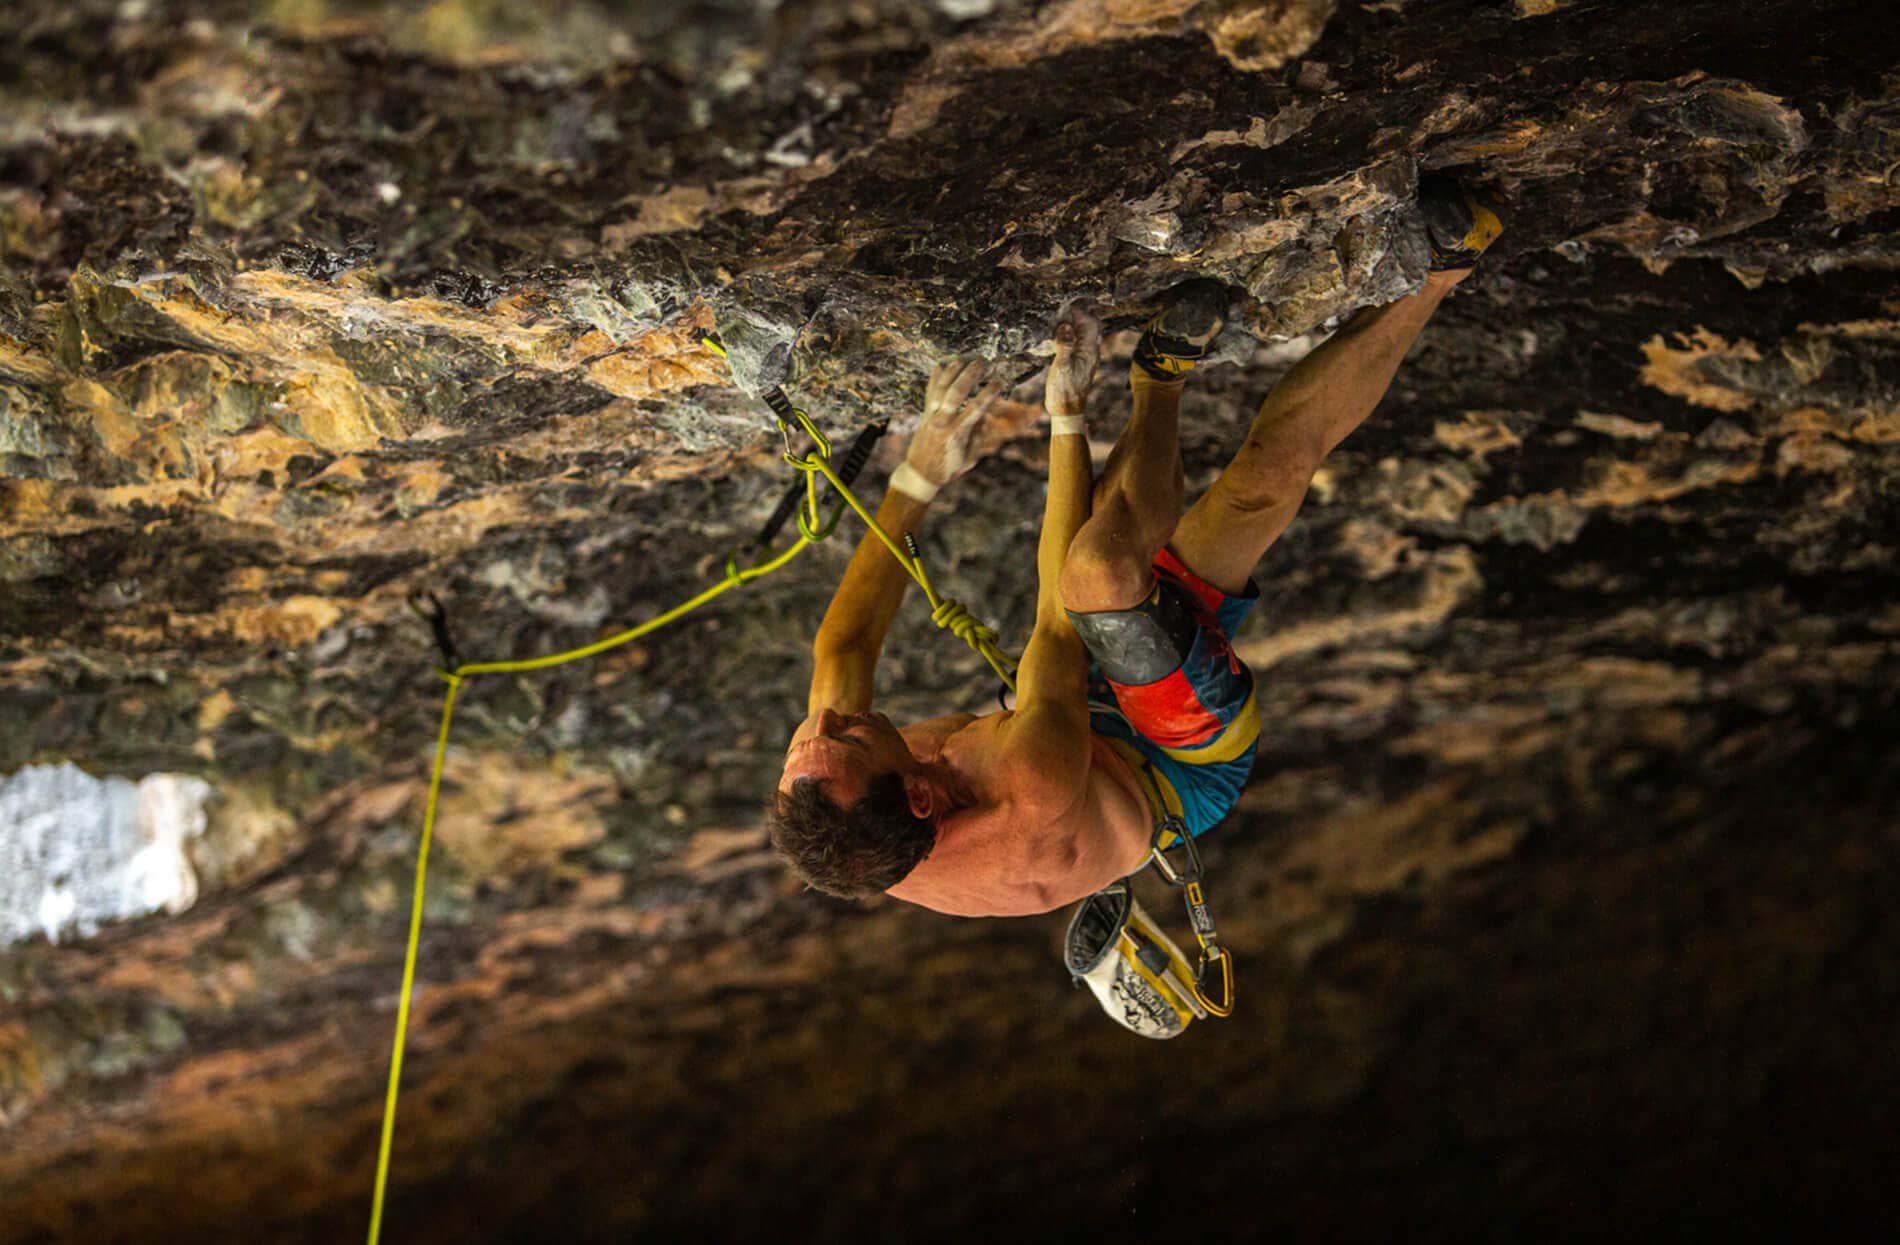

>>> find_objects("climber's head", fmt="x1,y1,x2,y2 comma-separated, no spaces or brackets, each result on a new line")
768,707,939,898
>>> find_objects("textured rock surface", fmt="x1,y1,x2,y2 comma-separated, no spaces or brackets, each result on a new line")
2,1,1898,1240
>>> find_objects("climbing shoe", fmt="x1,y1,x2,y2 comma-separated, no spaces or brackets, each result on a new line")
1420,173,1505,271
1131,278,1229,385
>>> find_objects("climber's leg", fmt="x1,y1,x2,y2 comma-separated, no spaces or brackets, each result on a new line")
1089,279,1227,519
1058,365,1188,611
1166,269,1463,596
1061,283,1224,613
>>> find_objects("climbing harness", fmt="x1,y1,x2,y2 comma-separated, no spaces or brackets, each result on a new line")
367,329,1230,1238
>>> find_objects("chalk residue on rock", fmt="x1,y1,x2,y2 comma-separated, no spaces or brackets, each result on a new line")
0,762,211,947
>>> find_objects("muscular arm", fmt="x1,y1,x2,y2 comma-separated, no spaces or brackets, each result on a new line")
807,487,929,714
1014,430,1094,720
1005,314,1102,803
807,358,1005,715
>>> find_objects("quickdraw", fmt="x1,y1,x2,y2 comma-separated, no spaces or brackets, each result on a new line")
1148,823,1233,1017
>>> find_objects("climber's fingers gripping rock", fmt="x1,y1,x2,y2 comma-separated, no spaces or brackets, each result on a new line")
907,357,1008,491
1046,303,1104,419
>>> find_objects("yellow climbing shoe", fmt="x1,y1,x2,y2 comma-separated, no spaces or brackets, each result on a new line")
1421,173,1505,271
1131,278,1229,384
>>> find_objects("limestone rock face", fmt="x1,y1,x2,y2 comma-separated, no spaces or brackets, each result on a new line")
2,1,1897,1241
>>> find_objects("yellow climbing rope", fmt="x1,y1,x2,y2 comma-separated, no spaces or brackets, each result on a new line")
780,406,1018,693
366,347,1014,1244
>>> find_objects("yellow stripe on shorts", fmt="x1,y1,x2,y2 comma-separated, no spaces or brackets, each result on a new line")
1158,687,1261,765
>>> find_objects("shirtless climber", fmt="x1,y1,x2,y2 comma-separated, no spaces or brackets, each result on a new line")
769,178,1503,916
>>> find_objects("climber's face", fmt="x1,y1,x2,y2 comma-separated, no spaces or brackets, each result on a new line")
779,707,913,807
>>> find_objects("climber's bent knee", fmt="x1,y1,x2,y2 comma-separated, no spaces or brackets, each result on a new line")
1064,582,1199,686
1060,529,1157,614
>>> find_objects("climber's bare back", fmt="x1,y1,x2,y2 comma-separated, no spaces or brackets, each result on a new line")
884,712,1153,917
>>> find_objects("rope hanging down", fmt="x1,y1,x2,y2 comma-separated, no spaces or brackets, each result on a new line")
365,336,1015,1244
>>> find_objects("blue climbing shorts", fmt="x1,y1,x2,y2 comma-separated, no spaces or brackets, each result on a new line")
1082,548,1262,839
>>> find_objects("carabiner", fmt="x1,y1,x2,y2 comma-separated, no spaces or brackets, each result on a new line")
794,495,849,543
1149,822,1203,887
1194,944,1234,1017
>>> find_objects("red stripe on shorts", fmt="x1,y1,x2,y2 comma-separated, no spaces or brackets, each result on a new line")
1153,547,1225,617
1106,668,1224,749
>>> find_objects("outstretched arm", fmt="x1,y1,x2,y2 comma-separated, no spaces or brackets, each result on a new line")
807,359,1005,714
1006,311,1104,787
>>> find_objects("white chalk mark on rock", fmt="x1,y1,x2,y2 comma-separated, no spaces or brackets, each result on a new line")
0,762,212,948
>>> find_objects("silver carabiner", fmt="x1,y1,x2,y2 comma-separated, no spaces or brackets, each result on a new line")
1149,823,1202,887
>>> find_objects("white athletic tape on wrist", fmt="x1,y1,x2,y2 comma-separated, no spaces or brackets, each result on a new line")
1050,415,1086,437
889,461,940,502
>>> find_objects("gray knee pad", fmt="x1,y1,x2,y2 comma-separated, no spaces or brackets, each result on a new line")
1066,585,1199,685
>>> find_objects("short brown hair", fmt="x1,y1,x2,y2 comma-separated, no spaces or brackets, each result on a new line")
767,772,936,899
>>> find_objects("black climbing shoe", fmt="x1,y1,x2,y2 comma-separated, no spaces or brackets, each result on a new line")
1131,278,1229,384
1420,173,1505,271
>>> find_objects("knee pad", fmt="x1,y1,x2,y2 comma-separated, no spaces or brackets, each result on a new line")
1066,585,1199,685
